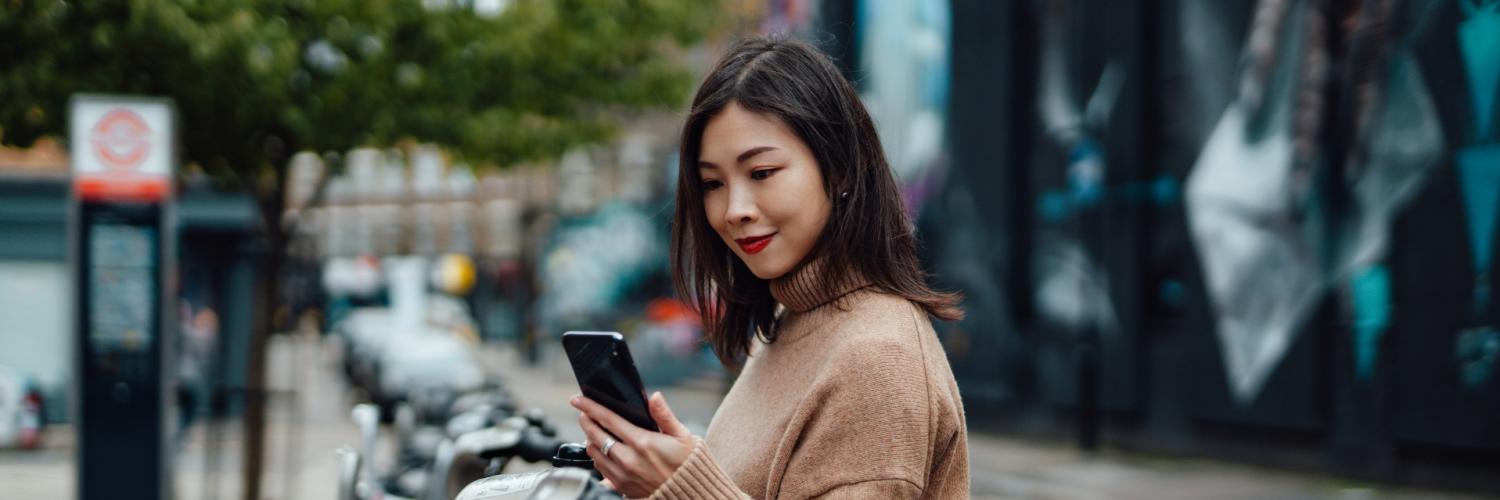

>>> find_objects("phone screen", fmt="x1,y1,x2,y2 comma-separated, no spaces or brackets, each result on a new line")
562,332,659,432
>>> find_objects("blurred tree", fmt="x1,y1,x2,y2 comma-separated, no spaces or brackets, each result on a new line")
0,0,724,497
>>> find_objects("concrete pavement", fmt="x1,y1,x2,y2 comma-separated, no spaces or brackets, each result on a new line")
1,334,1488,499
477,343,1486,500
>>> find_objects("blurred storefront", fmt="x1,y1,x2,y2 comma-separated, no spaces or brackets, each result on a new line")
0,143,263,423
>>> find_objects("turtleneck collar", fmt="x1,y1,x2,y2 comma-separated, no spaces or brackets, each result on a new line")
768,256,872,313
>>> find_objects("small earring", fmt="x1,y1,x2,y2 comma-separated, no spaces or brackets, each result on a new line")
840,191,849,199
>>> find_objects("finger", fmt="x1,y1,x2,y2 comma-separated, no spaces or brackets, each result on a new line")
585,416,639,465
591,450,627,485
577,414,616,456
601,478,616,491
570,395,651,445
581,415,648,488
600,444,645,494
648,392,692,438
586,435,629,484
601,435,640,465
581,414,640,472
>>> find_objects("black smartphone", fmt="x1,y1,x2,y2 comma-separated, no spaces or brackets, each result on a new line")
561,331,659,432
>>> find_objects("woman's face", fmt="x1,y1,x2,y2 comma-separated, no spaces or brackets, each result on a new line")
698,102,831,280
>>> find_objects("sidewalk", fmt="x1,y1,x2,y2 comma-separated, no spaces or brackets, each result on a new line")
0,332,356,500
478,343,1484,500
1,335,1487,499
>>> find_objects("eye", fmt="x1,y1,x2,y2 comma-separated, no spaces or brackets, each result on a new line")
750,168,779,180
701,179,723,191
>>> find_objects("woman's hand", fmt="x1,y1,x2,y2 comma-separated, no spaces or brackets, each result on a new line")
571,392,697,498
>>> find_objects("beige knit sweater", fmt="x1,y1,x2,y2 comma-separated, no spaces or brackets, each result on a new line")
649,261,970,499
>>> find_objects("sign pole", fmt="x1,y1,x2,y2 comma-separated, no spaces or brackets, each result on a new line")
70,94,177,500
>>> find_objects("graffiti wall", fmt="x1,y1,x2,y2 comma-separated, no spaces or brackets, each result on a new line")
1386,0,1500,450
809,0,1500,487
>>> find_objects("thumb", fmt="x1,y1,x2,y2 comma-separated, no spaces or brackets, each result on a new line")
649,392,692,438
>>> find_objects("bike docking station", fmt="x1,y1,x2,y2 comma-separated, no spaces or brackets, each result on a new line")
69,95,177,500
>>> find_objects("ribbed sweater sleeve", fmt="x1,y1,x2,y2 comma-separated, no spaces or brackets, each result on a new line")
649,438,751,500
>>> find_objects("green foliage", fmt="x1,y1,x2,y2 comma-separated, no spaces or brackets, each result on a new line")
0,0,722,182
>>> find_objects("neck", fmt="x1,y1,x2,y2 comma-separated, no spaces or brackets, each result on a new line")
769,256,871,313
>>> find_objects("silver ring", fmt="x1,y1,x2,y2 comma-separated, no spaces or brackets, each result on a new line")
602,437,617,457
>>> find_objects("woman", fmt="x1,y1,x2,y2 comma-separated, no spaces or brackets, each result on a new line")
569,36,969,499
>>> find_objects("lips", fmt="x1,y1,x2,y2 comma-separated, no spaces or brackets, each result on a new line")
735,232,776,254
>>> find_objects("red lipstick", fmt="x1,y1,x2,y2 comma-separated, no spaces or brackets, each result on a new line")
735,233,775,254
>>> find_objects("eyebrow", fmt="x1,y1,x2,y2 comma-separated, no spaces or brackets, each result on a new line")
698,146,779,169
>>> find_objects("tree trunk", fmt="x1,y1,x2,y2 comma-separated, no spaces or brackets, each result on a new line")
241,150,327,500
242,163,292,500
242,218,281,500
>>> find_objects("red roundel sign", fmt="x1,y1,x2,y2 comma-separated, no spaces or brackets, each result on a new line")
90,109,152,171
71,97,174,201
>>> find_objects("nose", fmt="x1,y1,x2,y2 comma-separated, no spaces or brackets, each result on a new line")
724,183,759,227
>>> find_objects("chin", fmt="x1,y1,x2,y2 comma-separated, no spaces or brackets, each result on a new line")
743,255,792,280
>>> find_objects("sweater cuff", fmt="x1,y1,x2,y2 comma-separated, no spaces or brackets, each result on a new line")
649,437,743,500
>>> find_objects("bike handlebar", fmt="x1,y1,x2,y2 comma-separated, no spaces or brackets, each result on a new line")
514,427,563,463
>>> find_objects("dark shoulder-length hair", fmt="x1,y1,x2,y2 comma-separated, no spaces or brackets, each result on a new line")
671,36,963,366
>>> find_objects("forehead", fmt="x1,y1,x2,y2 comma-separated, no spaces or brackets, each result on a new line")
699,103,804,162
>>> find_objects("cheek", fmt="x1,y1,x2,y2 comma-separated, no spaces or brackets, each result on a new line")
764,181,830,244
703,193,729,237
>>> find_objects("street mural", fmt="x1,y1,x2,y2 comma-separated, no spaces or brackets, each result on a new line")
1184,0,1337,403
1033,0,1129,343
1183,0,1495,404
856,0,952,214
780,1,1500,443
